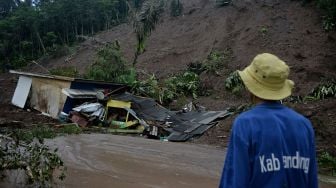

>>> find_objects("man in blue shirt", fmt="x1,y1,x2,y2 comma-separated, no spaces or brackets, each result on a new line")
219,53,318,188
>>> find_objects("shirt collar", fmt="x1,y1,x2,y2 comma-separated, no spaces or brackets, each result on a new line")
255,101,284,109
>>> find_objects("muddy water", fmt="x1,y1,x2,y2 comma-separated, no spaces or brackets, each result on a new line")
47,134,225,188
1,134,335,187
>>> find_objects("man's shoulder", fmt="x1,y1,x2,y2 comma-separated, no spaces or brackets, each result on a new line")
281,106,312,124
233,108,259,126
235,104,311,124
235,106,263,120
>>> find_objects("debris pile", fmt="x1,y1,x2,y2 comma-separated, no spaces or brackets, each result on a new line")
10,71,230,142
63,91,230,141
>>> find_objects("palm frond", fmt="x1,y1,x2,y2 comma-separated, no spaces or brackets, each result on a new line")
133,0,164,65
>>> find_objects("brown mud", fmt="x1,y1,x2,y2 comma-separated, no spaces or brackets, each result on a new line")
1,134,334,188
48,134,225,188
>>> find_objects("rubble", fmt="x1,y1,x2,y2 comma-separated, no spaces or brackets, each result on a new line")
10,71,230,142
64,92,229,141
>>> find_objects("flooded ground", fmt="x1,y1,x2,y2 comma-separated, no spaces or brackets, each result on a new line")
1,133,335,187
48,134,225,188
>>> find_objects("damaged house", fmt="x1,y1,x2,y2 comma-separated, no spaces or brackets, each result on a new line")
10,70,230,142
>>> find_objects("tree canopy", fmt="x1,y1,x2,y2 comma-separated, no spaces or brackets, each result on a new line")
0,0,136,70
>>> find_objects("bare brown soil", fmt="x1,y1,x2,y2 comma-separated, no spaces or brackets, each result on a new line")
1,0,335,163
0,73,57,126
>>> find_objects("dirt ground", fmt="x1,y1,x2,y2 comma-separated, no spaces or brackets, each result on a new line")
0,73,57,126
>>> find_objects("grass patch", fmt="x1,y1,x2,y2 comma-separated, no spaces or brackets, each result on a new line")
9,124,82,143
50,66,78,77
57,124,82,135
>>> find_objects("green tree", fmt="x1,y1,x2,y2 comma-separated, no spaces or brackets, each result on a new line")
0,0,135,71
86,41,135,83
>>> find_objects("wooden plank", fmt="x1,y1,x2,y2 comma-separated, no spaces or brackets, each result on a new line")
11,76,32,108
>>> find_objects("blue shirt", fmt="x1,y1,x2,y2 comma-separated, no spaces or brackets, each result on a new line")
219,102,318,188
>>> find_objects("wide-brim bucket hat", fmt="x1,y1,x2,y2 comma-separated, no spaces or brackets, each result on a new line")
238,53,294,100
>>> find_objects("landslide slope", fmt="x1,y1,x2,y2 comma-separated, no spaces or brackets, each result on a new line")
42,0,335,94
20,0,336,151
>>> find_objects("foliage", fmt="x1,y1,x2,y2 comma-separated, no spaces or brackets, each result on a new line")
58,124,82,135
309,79,336,99
0,123,86,185
131,71,200,104
0,0,132,71
50,66,78,77
85,42,135,83
188,49,232,75
317,0,336,31
10,124,82,144
131,74,171,104
0,135,65,187
170,0,183,17
187,62,206,75
318,151,336,175
203,49,232,74
116,67,138,85
165,71,200,99
225,71,245,95
283,79,336,103
133,0,164,65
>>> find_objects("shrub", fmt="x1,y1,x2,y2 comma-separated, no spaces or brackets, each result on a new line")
166,71,200,99
203,49,232,74
131,74,175,104
225,71,245,95
309,79,336,99
318,151,336,175
131,71,200,105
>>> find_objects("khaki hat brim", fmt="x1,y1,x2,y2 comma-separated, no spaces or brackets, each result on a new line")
238,68,294,100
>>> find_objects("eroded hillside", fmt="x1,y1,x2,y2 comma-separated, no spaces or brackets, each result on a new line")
10,0,336,154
